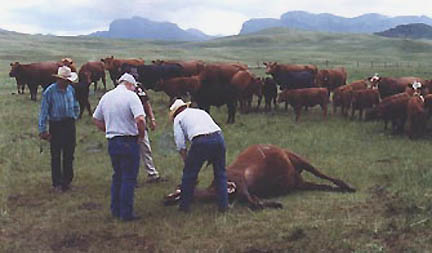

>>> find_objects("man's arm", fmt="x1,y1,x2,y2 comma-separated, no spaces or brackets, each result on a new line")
93,118,106,132
135,115,146,139
143,101,157,130
179,148,187,162
38,90,51,140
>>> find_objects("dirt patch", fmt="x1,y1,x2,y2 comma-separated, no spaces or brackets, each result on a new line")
78,202,102,211
50,232,91,252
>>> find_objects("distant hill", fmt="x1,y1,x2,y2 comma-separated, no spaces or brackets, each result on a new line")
240,11,432,34
89,16,217,41
375,23,432,39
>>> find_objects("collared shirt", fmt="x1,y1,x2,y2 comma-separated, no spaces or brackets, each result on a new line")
93,85,145,139
173,108,221,151
38,83,80,133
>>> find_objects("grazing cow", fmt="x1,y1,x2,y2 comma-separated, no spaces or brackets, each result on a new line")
350,89,380,120
9,61,70,100
278,88,329,121
152,59,205,76
71,81,91,118
230,70,263,113
101,56,145,87
332,80,368,116
164,144,356,209
78,61,107,92
193,63,245,123
262,77,278,111
316,67,347,92
369,74,425,99
376,92,411,133
154,75,201,102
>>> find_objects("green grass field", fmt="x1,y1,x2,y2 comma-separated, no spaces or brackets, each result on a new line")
1,28,432,252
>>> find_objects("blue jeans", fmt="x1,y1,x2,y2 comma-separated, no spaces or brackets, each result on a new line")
180,132,228,211
108,137,140,219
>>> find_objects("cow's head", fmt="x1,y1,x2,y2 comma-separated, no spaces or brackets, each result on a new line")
252,77,263,97
79,70,92,85
101,56,115,70
163,181,238,206
316,70,330,86
263,61,277,75
277,90,289,103
9,62,21,77
368,73,381,88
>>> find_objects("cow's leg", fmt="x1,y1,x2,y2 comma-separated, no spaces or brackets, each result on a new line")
294,106,302,122
102,74,107,91
93,81,98,93
333,103,337,114
227,102,236,124
273,97,278,110
322,103,328,119
86,99,92,116
285,101,288,111
256,95,262,111
297,181,347,192
289,152,356,192
29,84,38,101
359,108,364,121
351,106,356,119
237,183,282,210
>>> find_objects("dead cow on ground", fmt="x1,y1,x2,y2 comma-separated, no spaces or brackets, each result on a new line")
164,144,355,210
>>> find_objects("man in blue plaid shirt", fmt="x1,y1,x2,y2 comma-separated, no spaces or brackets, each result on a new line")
39,66,80,192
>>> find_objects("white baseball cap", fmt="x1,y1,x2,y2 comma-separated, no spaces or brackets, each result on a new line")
118,73,137,86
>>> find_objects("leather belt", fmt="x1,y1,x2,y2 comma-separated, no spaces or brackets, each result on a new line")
193,131,220,141
109,135,139,141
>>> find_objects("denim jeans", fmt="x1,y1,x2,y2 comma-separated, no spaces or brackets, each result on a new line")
108,136,140,219
180,132,228,211
49,118,76,188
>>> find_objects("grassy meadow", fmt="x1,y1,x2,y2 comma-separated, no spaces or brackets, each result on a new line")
1,28,432,252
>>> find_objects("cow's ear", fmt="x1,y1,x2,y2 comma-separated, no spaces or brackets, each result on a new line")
110,56,114,59
100,58,104,62
263,62,268,66
10,62,13,66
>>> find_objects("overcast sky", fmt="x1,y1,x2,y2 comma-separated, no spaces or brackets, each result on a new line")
0,0,431,36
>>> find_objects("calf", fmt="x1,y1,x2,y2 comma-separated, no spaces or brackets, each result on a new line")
332,80,367,116
351,89,380,120
164,144,355,210
278,88,329,121
78,61,106,92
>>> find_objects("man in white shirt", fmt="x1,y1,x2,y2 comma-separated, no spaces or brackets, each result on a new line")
170,99,228,212
92,73,146,221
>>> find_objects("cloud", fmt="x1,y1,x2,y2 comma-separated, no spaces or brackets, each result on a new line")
0,0,430,35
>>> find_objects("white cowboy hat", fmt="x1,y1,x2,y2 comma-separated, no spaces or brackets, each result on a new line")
117,73,137,86
169,99,191,120
52,66,78,82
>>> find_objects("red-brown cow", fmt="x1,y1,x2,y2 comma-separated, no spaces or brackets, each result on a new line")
164,144,355,210
61,58,77,72
154,75,201,102
406,94,428,138
316,67,347,92
278,88,329,121
101,56,145,87
230,70,263,113
78,61,107,92
152,59,205,76
369,75,425,99
332,80,368,116
376,92,411,133
9,61,72,100
351,89,380,120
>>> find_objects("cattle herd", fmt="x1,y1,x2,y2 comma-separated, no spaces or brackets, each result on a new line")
8,56,432,138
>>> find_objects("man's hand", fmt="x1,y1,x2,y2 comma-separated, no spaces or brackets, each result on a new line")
93,118,106,132
39,132,51,141
149,119,157,131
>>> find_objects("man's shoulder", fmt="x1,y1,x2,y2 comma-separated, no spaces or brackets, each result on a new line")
43,83,56,95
